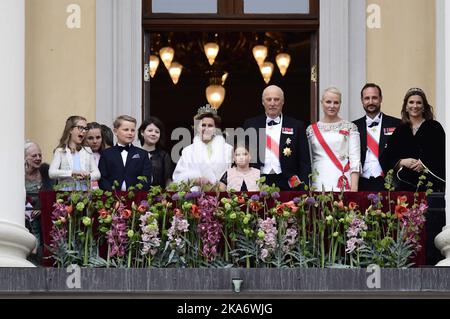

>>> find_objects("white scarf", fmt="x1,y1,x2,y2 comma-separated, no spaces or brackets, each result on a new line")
172,135,233,184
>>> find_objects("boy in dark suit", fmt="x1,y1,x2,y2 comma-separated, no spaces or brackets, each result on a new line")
353,83,401,191
243,85,311,191
98,115,152,191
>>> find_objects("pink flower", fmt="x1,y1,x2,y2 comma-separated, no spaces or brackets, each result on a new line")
197,196,222,261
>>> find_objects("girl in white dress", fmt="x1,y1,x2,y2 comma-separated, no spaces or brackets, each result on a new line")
49,116,100,190
307,87,361,191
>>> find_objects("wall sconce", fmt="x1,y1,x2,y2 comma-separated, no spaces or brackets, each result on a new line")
168,62,183,84
204,42,220,65
276,52,291,76
252,45,268,67
159,46,175,69
149,55,160,78
260,61,274,84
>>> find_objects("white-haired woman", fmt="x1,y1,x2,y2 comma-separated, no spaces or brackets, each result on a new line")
307,87,361,191
25,140,54,264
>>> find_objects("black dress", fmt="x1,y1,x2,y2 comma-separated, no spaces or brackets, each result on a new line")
148,148,173,188
381,120,445,192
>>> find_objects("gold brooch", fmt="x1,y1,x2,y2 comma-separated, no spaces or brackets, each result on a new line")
286,138,292,145
283,147,292,157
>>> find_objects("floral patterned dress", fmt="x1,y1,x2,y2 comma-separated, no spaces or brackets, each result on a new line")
307,120,361,191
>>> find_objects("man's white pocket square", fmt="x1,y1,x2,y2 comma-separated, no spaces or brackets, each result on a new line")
132,154,140,159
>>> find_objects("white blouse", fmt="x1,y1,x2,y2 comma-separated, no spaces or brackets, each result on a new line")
307,120,361,191
49,146,100,190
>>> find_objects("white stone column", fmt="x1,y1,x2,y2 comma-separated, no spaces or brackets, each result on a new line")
0,0,36,267
435,0,450,266
319,0,366,121
96,0,142,130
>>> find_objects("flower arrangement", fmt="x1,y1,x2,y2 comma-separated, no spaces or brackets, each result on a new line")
47,171,429,269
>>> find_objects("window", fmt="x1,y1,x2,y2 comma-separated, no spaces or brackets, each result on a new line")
152,0,217,14
244,0,309,14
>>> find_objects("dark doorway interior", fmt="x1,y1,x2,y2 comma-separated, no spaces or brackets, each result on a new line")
145,31,312,151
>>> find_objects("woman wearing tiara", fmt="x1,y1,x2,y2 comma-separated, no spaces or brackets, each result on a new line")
381,88,445,191
172,105,233,186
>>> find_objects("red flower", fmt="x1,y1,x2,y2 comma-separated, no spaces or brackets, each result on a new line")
395,205,408,219
249,201,261,212
237,196,246,205
137,204,147,214
190,204,200,219
348,202,358,211
98,208,108,219
276,203,286,216
120,209,132,219
285,201,299,213
339,129,349,136
65,205,73,215
397,195,408,204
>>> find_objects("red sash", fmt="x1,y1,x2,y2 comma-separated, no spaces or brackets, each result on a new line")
366,132,379,158
312,123,350,190
266,135,279,158
366,131,384,177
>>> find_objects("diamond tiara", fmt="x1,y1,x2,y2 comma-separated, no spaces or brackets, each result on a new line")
196,104,217,116
406,87,425,95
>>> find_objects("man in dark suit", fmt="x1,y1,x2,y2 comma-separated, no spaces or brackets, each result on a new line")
99,115,152,191
243,85,311,191
353,83,401,191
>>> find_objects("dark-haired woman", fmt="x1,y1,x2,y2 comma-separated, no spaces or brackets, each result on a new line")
138,116,173,188
381,88,445,191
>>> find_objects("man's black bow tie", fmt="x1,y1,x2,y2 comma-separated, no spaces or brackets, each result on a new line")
368,121,380,128
267,120,280,126
117,144,131,152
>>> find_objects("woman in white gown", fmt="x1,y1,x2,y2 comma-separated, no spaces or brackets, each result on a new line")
172,104,233,185
307,87,361,191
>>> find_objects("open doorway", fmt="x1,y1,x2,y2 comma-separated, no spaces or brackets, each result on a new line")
144,30,316,152
142,0,319,152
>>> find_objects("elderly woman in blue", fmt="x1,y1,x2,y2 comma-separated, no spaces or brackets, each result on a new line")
49,115,100,191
